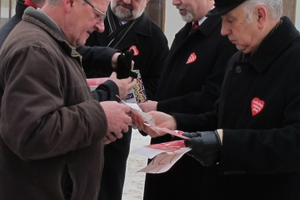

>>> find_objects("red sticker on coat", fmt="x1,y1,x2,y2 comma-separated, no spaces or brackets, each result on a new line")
129,45,139,56
251,97,265,116
186,52,197,64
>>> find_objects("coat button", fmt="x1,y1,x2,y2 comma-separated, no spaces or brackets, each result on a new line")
235,65,242,73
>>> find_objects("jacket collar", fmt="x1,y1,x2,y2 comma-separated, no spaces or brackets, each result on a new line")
132,13,151,37
115,12,151,50
173,16,221,51
176,16,221,39
199,16,222,36
99,12,151,50
245,17,300,73
15,0,29,18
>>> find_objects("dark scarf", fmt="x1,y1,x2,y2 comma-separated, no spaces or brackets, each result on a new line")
106,4,140,48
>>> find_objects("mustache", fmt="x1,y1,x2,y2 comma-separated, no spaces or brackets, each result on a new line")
177,5,187,10
117,1,133,10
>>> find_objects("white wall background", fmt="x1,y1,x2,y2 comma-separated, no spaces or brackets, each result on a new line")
165,0,300,46
296,0,300,30
164,2,185,46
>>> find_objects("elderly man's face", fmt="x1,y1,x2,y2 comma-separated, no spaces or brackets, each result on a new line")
220,5,261,54
67,0,109,46
110,0,148,21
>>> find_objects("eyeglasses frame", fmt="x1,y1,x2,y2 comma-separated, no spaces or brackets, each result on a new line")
83,0,106,22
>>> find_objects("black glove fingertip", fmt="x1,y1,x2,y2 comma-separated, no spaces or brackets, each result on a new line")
129,71,138,78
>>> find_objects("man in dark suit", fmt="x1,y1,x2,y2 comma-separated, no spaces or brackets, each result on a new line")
78,0,169,200
136,0,300,199
138,0,236,199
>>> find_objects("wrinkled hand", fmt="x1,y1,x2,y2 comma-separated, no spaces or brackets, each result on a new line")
139,100,158,112
131,111,177,138
183,131,221,167
114,50,137,79
109,72,137,99
100,101,132,144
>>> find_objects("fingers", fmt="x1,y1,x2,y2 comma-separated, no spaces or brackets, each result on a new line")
108,72,118,82
130,113,162,138
100,101,132,138
130,112,144,129
122,103,131,113
111,53,121,68
139,100,157,112
103,131,124,145
116,77,137,99
107,132,123,140
103,134,116,145
128,78,137,88
144,127,162,138
122,76,137,87
110,123,130,134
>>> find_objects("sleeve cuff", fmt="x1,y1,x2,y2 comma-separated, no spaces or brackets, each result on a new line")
216,129,223,145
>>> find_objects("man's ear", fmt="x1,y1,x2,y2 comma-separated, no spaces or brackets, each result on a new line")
256,6,267,29
65,0,73,12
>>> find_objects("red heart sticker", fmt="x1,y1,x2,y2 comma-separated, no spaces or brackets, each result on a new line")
251,98,265,116
129,45,139,56
186,52,197,64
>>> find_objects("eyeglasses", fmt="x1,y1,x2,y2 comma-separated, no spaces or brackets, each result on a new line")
83,0,106,22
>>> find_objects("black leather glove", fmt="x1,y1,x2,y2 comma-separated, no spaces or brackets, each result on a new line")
183,131,221,167
115,50,137,79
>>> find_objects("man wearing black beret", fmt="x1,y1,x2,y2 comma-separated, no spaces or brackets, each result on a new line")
135,0,300,199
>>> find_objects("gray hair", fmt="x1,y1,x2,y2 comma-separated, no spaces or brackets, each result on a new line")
242,0,282,23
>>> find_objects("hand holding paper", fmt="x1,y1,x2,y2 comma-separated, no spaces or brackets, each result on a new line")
120,99,181,138
143,123,188,139
118,99,191,173
117,97,155,127
132,140,191,174
137,111,178,138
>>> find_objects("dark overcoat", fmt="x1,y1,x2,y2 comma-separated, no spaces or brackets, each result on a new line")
80,12,169,200
83,12,169,100
174,17,300,200
144,16,237,200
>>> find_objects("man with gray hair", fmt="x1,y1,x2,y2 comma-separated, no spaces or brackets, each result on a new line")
135,0,300,199
0,0,135,199
139,0,236,199
0,0,137,106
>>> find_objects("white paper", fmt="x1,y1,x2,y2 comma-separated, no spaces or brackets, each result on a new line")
118,98,155,125
138,148,191,174
143,123,188,139
132,140,191,174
